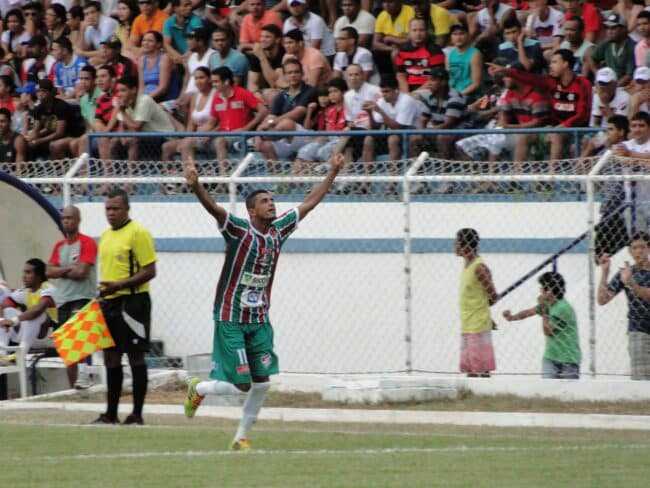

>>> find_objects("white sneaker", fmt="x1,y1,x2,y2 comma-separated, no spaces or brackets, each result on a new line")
74,374,94,390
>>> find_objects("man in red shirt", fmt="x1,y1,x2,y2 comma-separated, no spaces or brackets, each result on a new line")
489,49,592,164
396,17,445,93
563,0,602,44
498,72,551,165
184,66,267,173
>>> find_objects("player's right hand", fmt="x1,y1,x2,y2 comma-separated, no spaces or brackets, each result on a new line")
502,310,514,321
183,159,198,186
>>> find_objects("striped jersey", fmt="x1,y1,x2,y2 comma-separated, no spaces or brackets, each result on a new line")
215,209,299,324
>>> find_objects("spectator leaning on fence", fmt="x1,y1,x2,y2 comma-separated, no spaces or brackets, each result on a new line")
95,188,157,424
46,206,98,389
599,232,650,381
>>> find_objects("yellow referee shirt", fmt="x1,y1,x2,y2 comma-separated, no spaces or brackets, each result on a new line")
98,220,156,298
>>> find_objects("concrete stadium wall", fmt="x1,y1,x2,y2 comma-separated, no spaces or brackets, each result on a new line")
67,198,632,377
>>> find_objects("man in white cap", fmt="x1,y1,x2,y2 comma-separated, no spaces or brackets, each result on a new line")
581,67,630,156
630,67,650,116
591,12,636,87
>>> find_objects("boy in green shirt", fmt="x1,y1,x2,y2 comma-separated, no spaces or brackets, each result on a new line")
502,271,581,379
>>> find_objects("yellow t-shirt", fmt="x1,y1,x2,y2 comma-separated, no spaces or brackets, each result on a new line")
12,282,58,323
430,4,456,37
459,256,492,334
375,4,415,38
99,220,156,298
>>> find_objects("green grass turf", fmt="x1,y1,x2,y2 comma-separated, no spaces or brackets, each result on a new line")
2,411,650,488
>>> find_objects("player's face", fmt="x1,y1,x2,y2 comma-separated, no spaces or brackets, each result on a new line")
22,264,37,288
250,192,276,221
61,207,80,235
105,196,129,229
606,123,625,146
630,239,649,265
549,55,567,78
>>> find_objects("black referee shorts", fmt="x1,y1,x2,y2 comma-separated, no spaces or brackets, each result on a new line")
100,293,151,353
57,298,92,328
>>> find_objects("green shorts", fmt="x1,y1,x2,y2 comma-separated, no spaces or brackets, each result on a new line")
209,320,279,384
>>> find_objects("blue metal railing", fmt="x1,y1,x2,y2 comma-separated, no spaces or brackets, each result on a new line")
89,127,601,161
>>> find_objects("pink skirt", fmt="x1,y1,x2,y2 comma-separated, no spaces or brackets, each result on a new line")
460,331,496,373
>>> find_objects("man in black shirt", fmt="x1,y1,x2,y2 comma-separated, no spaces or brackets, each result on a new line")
247,24,286,98
26,79,84,159
254,58,316,161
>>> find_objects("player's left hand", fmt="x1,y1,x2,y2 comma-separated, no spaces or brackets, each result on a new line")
183,159,199,186
502,310,514,321
330,152,345,172
98,281,121,297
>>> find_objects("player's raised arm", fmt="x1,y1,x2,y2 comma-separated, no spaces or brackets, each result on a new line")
184,159,228,228
297,153,345,221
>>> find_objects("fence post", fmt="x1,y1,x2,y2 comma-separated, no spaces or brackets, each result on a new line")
403,152,429,374
229,153,255,213
63,153,89,207
587,150,612,378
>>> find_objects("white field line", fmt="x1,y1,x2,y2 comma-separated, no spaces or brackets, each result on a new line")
12,443,650,463
2,401,650,431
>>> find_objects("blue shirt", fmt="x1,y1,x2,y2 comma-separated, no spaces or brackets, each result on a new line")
162,14,203,54
608,267,650,334
54,55,87,93
209,48,249,79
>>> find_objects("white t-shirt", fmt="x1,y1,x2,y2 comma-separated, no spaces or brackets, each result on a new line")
590,88,630,127
476,4,513,33
0,30,31,54
372,92,423,128
84,14,119,50
333,10,376,37
284,13,335,57
10,283,57,308
333,46,374,74
623,138,650,154
525,7,563,47
186,48,216,94
344,82,381,129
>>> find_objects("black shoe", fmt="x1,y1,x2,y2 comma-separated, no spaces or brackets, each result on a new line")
122,414,144,425
91,413,118,425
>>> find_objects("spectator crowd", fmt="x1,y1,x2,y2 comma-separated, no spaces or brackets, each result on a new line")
1,0,650,181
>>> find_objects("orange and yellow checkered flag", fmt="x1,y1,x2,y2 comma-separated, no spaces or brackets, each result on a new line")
51,299,115,366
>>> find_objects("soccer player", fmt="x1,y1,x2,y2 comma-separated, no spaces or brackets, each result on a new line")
502,272,581,379
0,259,57,364
455,228,498,377
46,206,98,389
183,152,345,450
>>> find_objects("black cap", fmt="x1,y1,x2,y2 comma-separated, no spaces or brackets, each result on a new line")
100,35,122,50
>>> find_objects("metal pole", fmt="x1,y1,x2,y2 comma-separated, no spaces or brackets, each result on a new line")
586,150,612,378
62,153,89,207
403,152,429,374
229,153,255,213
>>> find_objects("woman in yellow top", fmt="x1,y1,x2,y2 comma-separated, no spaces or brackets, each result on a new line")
0,259,57,363
455,228,498,377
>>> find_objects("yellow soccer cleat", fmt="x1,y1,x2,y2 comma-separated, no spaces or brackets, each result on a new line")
184,377,204,418
230,438,251,451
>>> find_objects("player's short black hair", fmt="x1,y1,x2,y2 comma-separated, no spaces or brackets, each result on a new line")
379,74,399,90
246,189,271,209
456,228,480,252
26,258,47,281
630,231,650,245
261,24,282,38
553,49,575,67
538,271,565,299
341,26,359,43
211,66,234,84
81,64,97,78
502,16,521,31
327,77,348,93
107,188,130,207
607,114,629,137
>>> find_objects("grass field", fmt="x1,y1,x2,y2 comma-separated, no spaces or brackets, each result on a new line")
2,408,650,487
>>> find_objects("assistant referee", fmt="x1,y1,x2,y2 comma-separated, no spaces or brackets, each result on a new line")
95,188,156,425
